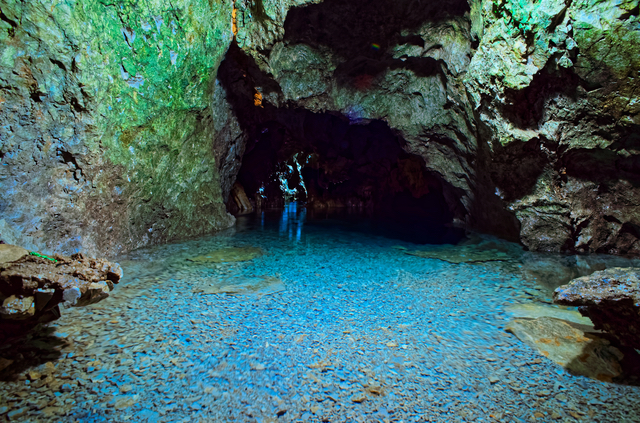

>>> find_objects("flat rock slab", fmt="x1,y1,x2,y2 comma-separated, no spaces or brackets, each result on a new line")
506,317,623,382
553,267,640,349
187,247,263,263
0,244,29,265
193,276,285,298
404,246,511,264
505,303,593,327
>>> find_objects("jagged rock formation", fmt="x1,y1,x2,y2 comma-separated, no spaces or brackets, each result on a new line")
229,0,640,253
553,267,640,350
467,0,640,254
1,0,639,256
0,244,122,340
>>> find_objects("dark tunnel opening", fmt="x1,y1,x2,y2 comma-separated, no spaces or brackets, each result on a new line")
218,44,466,245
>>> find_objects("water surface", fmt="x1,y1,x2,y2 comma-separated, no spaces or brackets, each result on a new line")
1,204,640,422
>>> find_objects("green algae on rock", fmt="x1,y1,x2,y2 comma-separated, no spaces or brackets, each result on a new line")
187,246,264,263
0,0,235,256
2,0,640,259
465,0,640,254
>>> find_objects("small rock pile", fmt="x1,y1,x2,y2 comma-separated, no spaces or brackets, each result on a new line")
553,267,640,350
0,244,122,340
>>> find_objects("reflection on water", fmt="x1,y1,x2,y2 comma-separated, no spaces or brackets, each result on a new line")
240,202,466,245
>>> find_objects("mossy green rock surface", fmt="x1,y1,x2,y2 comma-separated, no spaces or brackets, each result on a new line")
1,0,640,257
0,0,235,256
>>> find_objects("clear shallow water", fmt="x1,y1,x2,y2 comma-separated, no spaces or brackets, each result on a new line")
2,204,640,422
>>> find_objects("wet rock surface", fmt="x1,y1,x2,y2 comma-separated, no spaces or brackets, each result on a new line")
0,245,122,340
553,267,640,350
505,317,624,383
1,213,640,422
0,0,237,256
223,0,640,254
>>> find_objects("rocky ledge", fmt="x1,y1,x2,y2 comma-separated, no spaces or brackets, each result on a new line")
553,268,640,350
0,244,122,340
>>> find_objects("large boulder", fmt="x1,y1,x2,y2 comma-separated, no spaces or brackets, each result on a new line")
553,267,640,349
0,244,122,340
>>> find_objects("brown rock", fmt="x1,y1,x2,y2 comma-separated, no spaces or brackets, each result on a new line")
0,244,29,264
0,245,123,340
0,356,14,372
553,267,640,349
506,317,624,382
0,295,35,319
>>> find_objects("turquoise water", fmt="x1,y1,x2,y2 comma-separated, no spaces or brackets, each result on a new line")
1,204,640,422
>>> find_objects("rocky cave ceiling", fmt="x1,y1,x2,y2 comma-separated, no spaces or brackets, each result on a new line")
0,0,638,256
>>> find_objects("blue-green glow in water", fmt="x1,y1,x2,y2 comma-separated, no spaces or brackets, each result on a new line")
3,204,640,422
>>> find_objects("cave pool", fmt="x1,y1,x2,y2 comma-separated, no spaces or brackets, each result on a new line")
2,203,640,422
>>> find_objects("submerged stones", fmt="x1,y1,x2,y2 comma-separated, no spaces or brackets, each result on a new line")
553,267,640,350
187,246,263,263
505,317,624,382
193,275,285,297
0,245,123,340
505,303,592,327
401,242,517,264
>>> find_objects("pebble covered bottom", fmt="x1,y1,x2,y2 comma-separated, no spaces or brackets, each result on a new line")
1,205,640,422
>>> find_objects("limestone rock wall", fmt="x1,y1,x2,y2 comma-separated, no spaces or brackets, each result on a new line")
229,0,483,223
0,0,236,257
467,0,640,253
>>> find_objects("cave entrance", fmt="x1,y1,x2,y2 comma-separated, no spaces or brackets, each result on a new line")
228,111,465,244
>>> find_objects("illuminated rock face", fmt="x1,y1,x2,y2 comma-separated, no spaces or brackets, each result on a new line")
466,0,640,254
1,0,639,255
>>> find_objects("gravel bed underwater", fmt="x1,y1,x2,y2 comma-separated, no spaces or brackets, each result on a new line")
2,205,640,422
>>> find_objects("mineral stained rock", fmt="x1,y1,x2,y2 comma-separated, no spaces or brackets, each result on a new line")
0,0,236,257
506,317,624,382
0,245,123,339
505,303,593,327
553,268,640,349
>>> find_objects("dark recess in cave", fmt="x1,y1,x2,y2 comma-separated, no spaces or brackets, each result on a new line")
501,65,581,130
218,44,465,245
283,0,469,89
560,143,640,188
488,138,548,203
